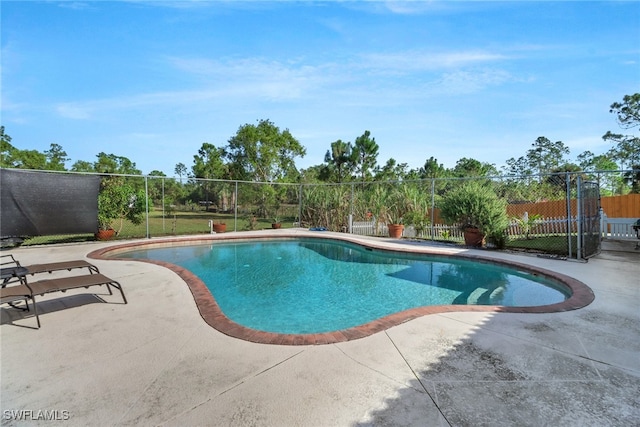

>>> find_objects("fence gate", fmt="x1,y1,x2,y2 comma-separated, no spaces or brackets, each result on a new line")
578,179,601,259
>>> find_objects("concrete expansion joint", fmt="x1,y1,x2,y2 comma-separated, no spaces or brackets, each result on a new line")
252,349,306,378
333,343,417,391
384,331,454,427
115,325,201,425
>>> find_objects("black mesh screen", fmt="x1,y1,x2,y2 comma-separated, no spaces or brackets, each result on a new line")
1,169,100,237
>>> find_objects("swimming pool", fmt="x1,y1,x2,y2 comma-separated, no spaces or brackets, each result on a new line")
96,235,594,343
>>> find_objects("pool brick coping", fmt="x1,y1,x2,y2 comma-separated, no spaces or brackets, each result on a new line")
88,232,595,345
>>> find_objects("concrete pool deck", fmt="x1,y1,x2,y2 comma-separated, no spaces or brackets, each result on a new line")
1,230,638,426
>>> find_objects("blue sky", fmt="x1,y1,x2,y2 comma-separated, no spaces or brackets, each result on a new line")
2,1,639,176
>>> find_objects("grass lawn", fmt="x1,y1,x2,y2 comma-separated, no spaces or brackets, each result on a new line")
506,235,578,256
130,210,298,237
21,209,298,246
406,234,578,257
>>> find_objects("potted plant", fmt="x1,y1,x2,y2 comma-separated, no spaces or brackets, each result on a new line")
381,200,405,237
439,182,509,247
96,177,146,240
380,184,410,239
271,204,282,229
387,223,404,238
382,185,422,238
378,190,404,238
213,221,227,233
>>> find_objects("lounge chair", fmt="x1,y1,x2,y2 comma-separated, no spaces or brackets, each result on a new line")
30,273,127,302
1,255,99,282
0,283,40,328
1,273,127,328
1,255,127,328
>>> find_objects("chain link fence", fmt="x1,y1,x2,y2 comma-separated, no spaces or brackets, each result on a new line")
6,169,639,259
300,174,612,258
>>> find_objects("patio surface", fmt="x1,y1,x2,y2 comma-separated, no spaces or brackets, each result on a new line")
1,230,639,426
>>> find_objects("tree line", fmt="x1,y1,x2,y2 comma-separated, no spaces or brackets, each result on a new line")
1,94,639,196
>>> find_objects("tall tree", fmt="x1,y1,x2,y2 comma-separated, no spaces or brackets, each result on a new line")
353,130,379,182
373,158,409,181
1,142,69,171
298,165,325,183
451,157,497,177
8,149,47,170
577,150,621,195
419,157,447,179
623,167,640,193
225,119,306,182
146,170,170,206
192,143,227,180
546,163,584,193
526,136,570,176
605,134,640,171
0,129,50,170
70,160,94,172
603,93,640,171
503,156,532,177
322,139,355,183
43,143,69,171
609,93,640,129
174,162,187,183
93,152,141,175
192,143,228,210
0,126,16,168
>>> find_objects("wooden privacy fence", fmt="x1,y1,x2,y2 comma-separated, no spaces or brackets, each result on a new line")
601,194,640,218
425,194,639,224
506,194,640,218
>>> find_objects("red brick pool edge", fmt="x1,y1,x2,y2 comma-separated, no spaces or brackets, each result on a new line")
87,234,595,345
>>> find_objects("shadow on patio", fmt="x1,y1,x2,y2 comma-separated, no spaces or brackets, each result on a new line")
354,308,639,426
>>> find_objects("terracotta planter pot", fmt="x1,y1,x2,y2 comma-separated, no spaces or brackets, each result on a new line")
271,223,282,229
95,229,116,241
463,228,485,247
388,224,404,238
213,223,227,233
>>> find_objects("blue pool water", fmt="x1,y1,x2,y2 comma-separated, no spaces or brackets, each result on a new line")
118,239,569,334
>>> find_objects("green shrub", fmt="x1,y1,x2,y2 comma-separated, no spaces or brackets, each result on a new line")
439,181,509,237
98,177,146,233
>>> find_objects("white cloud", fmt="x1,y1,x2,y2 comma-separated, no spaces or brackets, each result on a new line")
359,50,508,75
55,1,94,11
432,68,513,94
54,48,520,121
167,56,349,100
55,103,92,120
382,1,452,15
167,49,511,99
341,0,460,16
54,90,209,119
169,48,508,78
121,0,214,9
